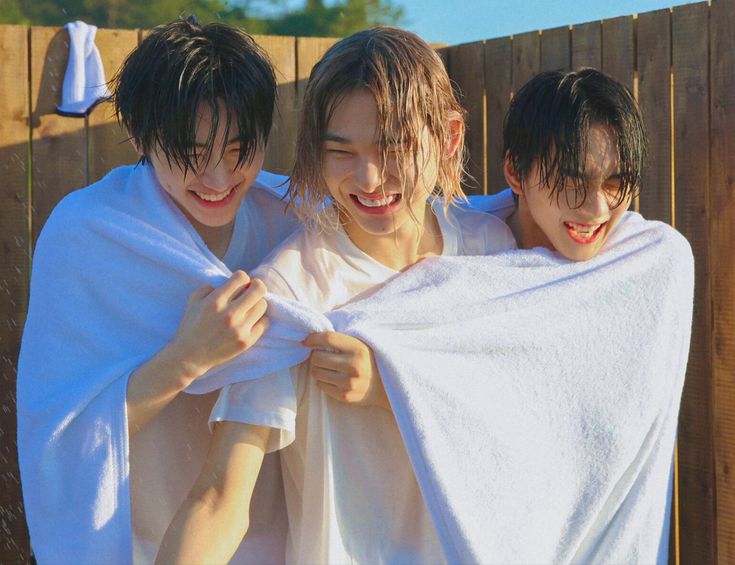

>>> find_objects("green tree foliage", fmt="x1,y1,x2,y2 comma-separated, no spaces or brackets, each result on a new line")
3,0,403,35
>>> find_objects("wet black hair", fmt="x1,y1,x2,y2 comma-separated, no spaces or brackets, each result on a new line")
503,68,646,208
112,16,276,173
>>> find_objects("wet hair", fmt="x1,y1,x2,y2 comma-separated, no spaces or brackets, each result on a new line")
290,26,467,228
503,68,646,208
111,16,276,173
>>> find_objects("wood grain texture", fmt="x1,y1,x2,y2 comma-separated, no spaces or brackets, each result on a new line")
87,28,139,184
672,4,714,564
571,21,602,69
540,25,570,72
601,15,635,92
30,26,87,243
511,31,540,95
637,9,673,224
710,0,735,562
484,37,512,193
0,24,31,565
448,41,486,194
256,35,297,175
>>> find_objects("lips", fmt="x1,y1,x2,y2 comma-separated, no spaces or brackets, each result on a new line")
564,221,607,244
350,193,402,214
190,185,237,208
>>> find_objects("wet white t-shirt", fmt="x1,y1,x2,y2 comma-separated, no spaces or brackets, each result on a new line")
211,203,516,564
132,174,299,564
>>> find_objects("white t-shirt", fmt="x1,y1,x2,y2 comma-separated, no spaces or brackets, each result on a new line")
132,173,299,564
211,202,516,564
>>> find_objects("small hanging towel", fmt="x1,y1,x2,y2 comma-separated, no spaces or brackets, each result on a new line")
56,21,110,117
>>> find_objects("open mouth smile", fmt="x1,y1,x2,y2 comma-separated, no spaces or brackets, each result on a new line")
564,221,607,244
191,185,238,208
350,193,402,214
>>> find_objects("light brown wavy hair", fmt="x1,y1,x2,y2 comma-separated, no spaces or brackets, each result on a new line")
288,26,468,229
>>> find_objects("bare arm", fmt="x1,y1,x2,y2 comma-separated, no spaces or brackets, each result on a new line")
155,422,270,564
126,271,268,436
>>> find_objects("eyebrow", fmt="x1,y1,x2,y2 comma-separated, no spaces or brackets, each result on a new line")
193,135,242,148
559,169,622,182
324,133,351,144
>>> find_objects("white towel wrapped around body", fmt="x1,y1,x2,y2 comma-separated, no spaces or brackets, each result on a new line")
16,164,295,563
190,212,694,564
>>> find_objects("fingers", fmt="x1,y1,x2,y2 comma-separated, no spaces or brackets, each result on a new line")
189,284,215,303
315,380,358,403
303,331,361,352
210,270,252,306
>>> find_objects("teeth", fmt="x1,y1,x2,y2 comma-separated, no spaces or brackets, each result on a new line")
566,222,601,239
356,194,398,207
195,188,233,202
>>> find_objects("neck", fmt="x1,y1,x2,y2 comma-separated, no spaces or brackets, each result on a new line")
343,202,444,271
508,200,554,251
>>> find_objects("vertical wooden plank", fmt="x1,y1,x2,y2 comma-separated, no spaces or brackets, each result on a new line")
512,31,540,95
296,37,338,103
448,41,486,195
602,15,635,93
711,0,735,562
540,25,570,72
484,37,512,193
672,5,714,565
256,35,297,175
637,9,672,224
572,21,602,69
30,26,87,242
0,24,31,564
88,28,139,184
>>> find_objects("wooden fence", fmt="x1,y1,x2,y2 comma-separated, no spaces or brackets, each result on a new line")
0,0,733,562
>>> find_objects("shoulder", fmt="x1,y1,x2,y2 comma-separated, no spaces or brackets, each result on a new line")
253,226,340,307
36,165,137,247
444,203,517,256
241,171,300,238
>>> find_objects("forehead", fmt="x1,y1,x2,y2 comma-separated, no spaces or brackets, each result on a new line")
194,101,241,145
326,89,378,130
580,124,619,176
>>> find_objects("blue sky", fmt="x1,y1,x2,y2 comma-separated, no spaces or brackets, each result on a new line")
398,0,698,45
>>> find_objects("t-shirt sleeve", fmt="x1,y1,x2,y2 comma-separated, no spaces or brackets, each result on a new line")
210,368,298,453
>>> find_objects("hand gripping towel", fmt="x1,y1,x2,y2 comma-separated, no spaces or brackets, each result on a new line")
16,164,292,564
56,21,109,117
189,211,694,565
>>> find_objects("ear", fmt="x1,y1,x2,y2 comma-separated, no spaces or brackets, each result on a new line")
503,154,524,197
442,112,464,159
129,134,144,157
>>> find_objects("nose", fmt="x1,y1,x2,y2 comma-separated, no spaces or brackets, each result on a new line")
581,183,611,218
198,157,234,191
353,156,384,193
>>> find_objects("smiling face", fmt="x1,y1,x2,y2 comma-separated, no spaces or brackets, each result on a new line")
143,101,265,235
321,88,439,255
507,124,630,261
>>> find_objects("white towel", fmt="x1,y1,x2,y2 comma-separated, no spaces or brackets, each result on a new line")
56,21,109,117
189,212,694,564
16,163,293,563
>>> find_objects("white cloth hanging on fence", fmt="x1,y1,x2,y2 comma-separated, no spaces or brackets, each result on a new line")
56,20,109,116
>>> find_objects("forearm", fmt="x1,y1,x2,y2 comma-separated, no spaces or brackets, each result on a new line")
155,488,249,564
126,344,201,436
155,422,270,564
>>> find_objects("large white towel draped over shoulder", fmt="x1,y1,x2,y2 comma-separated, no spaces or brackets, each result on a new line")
17,164,294,563
189,212,694,564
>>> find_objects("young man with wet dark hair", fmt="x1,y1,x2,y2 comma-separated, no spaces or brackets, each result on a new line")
502,68,646,261
18,16,298,563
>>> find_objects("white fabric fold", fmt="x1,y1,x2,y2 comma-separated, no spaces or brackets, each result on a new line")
189,212,694,564
57,21,109,117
